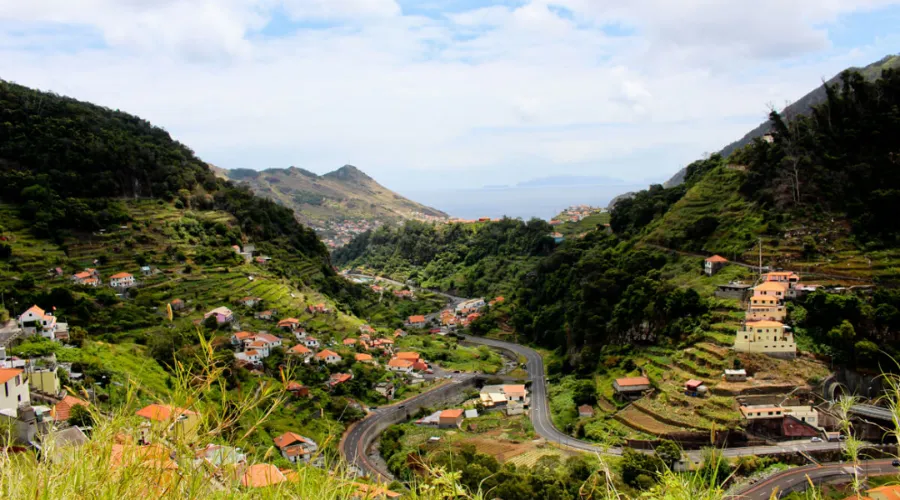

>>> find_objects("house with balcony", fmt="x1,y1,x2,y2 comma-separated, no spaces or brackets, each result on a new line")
733,320,796,358
109,272,136,289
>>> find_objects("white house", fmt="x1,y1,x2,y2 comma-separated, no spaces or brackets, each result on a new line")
455,298,485,313
314,350,341,364
109,272,136,288
303,337,320,349
234,351,262,365
254,333,282,350
273,432,318,463
246,340,271,358
0,368,30,416
17,305,61,339
387,358,413,374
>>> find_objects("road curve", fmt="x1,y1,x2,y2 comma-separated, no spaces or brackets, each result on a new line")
728,459,897,499
461,334,620,455
339,273,864,498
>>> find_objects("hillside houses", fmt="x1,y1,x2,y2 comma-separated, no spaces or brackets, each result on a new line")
72,268,100,286
232,332,284,366
733,272,800,358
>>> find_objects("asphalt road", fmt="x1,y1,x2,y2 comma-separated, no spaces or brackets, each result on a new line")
729,459,898,499
341,374,477,481
339,273,875,495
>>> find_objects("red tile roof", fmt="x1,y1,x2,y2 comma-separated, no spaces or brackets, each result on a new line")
52,395,90,421
615,377,650,387
273,432,310,449
0,368,23,385
135,404,197,422
705,255,728,263
241,463,286,488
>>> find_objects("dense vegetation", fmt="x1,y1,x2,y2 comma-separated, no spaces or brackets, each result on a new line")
0,79,324,260
738,69,900,243
511,232,707,362
334,218,556,296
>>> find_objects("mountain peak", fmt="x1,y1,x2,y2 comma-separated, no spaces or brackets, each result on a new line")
323,164,372,183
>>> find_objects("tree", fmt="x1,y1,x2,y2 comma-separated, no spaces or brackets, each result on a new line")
572,379,598,406
68,404,94,427
620,448,664,488
654,440,682,468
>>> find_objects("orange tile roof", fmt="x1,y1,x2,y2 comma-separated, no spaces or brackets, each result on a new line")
277,318,300,326
755,281,787,291
315,349,340,359
73,271,91,279
396,351,420,361
241,463,286,488
135,404,197,422
52,395,90,421
330,373,352,384
615,377,650,387
0,368,23,385
746,320,784,328
354,483,403,498
388,358,413,368
408,315,426,323
273,432,310,449
288,344,311,355
705,255,728,263
343,338,358,345
109,272,133,279
234,331,254,340
440,409,464,419
110,443,177,471
22,304,46,317
355,353,373,362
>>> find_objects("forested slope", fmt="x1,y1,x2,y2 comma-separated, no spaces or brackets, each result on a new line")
333,218,555,296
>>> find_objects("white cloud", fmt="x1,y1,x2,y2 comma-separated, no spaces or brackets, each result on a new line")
0,0,899,192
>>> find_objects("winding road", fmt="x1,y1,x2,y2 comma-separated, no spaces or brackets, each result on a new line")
728,459,899,499
338,273,883,498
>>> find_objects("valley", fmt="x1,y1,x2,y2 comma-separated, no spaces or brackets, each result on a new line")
2,52,900,500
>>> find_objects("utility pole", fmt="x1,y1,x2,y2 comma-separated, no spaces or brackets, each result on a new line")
758,237,763,278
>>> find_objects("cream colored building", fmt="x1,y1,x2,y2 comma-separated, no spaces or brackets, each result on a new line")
28,368,60,395
733,320,796,357
0,368,30,416
747,294,786,322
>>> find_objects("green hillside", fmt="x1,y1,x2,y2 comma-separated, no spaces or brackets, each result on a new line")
333,218,555,297
215,164,448,245
0,78,434,466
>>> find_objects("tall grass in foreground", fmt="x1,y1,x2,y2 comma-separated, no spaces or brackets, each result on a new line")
2,332,899,499
0,333,476,499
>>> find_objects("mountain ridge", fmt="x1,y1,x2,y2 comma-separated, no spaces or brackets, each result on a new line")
662,54,900,188
216,163,448,247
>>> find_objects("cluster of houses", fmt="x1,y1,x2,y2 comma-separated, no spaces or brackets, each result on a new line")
479,384,529,415
733,270,802,358
549,205,606,226
436,296,502,331
317,219,383,249
70,267,138,290
738,398,824,440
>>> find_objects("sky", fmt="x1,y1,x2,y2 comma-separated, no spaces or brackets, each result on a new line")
1,0,899,192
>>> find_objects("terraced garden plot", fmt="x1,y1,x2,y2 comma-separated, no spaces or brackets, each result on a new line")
614,405,687,436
